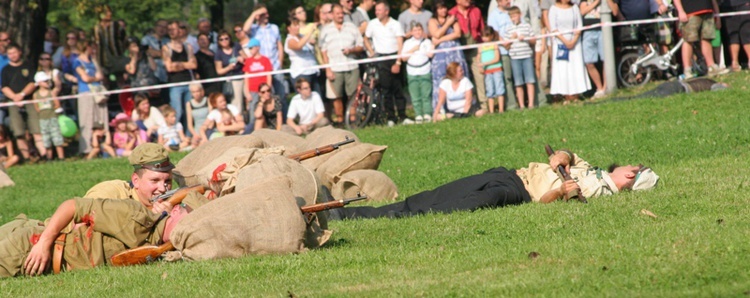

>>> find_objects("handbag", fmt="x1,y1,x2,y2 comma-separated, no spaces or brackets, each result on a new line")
89,84,108,104
556,44,570,61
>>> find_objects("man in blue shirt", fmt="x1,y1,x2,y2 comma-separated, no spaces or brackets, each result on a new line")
244,4,287,111
0,31,10,126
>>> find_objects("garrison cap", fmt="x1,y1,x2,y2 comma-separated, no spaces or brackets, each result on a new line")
129,143,175,172
632,167,659,191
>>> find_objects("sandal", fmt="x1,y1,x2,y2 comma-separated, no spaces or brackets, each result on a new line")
731,65,743,72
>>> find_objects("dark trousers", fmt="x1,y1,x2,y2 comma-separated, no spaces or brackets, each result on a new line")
338,167,531,220
376,53,407,123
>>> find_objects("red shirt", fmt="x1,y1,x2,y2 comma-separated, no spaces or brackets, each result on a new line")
448,5,485,43
242,55,273,93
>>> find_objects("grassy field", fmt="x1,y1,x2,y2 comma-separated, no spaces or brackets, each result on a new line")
1,72,749,297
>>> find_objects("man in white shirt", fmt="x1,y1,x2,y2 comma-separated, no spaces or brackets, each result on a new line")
286,78,329,135
364,1,411,126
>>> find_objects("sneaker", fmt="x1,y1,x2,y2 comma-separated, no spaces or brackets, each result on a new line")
387,120,396,127
415,115,423,124
593,90,606,99
708,65,730,77
402,118,415,125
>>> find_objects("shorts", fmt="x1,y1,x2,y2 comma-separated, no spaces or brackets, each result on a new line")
40,117,63,148
582,29,604,64
510,57,537,86
679,14,715,43
8,104,40,137
726,3,750,45
484,70,505,98
331,69,360,99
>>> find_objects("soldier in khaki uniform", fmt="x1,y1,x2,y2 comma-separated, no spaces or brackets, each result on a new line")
0,144,205,278
85,143,176,213
330,149,661,220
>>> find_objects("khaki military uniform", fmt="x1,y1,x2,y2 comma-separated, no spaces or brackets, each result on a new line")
0,198,165,278
516,154,618,202
84,180,141,201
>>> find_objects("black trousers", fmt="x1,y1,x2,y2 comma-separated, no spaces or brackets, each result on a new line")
337,167,531,220
375,53,407,122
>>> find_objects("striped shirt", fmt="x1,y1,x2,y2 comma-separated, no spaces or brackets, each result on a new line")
505,23,534,60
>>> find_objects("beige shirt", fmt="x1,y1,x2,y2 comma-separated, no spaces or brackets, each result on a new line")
516,154,619,202
84,180,141,202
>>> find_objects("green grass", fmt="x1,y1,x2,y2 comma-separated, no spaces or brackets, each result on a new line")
2,72,750,297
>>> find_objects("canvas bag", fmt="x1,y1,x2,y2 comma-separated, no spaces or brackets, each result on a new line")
315,143,388,189
331,170,398,202
251,128,307,156
194,147,284,197
173,135,264,186
235,155,332,248
169,175,307,261
0,166,14,188
299,126,360,171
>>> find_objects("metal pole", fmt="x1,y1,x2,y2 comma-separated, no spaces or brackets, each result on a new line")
600,0,618,93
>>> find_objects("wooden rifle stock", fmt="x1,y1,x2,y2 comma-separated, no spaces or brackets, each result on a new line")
110,185,204,266
545,144,587,203
110,194,367,267
288,137,355,161
300,195,368,213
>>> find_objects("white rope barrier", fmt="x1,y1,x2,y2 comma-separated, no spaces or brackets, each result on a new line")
3,10,748,108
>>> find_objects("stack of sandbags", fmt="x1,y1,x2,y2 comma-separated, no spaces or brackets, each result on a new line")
331,170,398,202
195,147,285,197
173,135,264,186
298,126,360,171
170,176,308,261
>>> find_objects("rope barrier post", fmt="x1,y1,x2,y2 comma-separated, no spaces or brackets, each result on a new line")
601,0,618,94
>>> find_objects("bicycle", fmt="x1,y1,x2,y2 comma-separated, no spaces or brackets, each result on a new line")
344,64,386,129
616,9,708,87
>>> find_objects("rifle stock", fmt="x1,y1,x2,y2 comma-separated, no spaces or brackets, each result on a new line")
288,137,355,161
545,144,586,203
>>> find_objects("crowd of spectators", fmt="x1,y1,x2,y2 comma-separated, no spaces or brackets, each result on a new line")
0,0,748,167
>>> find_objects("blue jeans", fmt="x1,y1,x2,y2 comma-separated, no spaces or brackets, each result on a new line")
510,57,536,86
169,85,191,127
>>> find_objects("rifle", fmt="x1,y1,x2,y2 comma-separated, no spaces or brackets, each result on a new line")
288,136,355,161
545,144,587,203
150,184,206,203
110,186,200,266
110,194,367,267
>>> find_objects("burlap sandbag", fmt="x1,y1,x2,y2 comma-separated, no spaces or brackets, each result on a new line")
299,126,360,171
174,135,264,186
0,167,14,188
315,143,388,189
251,129,307,156
170,176,307,261
193,147,284,195
235,155,332,248
331,170,399,202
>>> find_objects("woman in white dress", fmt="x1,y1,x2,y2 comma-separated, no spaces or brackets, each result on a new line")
549,0,591,102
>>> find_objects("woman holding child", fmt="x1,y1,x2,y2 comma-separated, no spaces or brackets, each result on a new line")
204,92,244,140
433,62,485,122
131,93,166,141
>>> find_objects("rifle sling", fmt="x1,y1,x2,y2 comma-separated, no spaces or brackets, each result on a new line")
52,233,67,274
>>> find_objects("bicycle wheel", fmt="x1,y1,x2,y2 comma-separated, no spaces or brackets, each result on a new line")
345,86,373,130
368,88,388,126
617,52,652,87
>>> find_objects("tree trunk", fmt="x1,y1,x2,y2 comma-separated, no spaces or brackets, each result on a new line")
209,0,224,31
0,0,48,68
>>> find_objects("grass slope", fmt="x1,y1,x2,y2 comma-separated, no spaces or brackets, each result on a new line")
1,73,749,297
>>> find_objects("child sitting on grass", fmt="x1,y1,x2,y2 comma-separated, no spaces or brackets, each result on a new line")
505,6,537,110
0,126,19,168
87,122,115,160
402,22,434,124
110,113,136,157
33,72,65,161
158,106,190,152
478,27,505,114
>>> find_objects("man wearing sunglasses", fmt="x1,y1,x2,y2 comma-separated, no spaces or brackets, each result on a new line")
328,148,660,220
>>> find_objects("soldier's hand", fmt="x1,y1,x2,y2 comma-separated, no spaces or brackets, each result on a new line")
549,151,572,173
151,201,173,214
560,180,581,201
24,239,52,276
